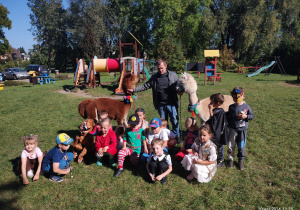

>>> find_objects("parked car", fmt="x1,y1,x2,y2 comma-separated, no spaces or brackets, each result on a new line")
24,64,50,76
2,68,29,80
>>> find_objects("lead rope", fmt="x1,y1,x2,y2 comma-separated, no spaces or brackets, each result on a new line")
180,94,182,142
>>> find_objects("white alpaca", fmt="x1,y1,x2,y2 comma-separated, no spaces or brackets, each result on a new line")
178,73,234,125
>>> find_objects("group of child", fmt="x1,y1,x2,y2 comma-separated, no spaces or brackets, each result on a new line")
19,86,253,185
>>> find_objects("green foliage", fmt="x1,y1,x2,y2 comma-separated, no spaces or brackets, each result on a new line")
0,4,12,55
0,59,30,71
4,80,28,86
156,37,185,72
28,0,68,70
17,47,26,54
55,73,70,80
220,44,235,71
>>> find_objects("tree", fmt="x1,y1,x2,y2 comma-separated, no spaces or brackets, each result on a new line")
0,4,12,55
18,47,26,54
28,0,67,70
208,0,281,64
28,44,48,65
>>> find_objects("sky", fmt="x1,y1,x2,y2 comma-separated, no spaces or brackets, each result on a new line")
1,0,69,54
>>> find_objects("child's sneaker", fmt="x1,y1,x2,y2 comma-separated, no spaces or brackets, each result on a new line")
239,161,244,170
96,159,103,166
217,160,225,168
114,168,124,177
161,177,167,185
49,175,63,182
109,159,115,167
27,169,34,178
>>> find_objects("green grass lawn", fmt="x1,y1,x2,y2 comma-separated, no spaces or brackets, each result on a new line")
0,72,299,209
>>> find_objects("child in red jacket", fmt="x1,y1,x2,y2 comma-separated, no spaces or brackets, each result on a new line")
95,118,117,167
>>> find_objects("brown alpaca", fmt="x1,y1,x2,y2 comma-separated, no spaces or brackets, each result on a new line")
78,73,139,126
73,119,96,163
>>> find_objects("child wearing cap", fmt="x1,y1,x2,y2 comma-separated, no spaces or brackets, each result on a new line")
141,118,169,163
42,133,74,182
227,87,254,170
114,114,146,177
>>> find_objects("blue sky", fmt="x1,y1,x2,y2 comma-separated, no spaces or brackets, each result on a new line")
1,0,69,54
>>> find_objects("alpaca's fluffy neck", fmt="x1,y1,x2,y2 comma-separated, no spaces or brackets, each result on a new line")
188,91,198,105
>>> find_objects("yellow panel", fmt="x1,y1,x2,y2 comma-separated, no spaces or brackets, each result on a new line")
204,50,220,57
94,59,108,72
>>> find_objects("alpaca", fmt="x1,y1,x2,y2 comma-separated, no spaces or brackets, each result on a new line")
78,73,139,126
177,73,234,125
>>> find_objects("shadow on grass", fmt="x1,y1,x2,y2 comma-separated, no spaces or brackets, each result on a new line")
100,84,119,95
0,181,23,210
9,157,21,178
168,146,191,179
63,85,77,91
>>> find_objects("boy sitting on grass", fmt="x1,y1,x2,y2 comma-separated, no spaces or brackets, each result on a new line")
141,118,169,162
146,138,172,185
42,133,74,182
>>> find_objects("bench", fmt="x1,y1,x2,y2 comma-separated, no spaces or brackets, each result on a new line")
50,78,57,83
208,73,223,82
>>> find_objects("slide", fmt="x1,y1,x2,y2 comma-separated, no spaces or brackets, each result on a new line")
246,61,275,77
144,67,151,80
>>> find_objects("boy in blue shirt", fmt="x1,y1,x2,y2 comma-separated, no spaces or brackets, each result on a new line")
227,87,254,170
42,133,74,182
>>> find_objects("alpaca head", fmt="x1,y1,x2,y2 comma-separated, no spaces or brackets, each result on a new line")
177,73,198,94
122,73,139,95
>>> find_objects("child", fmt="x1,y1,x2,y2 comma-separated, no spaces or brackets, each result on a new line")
206,93,228,168
141,118,169,162
227,87,254,170
19,134,43,185
181,124,217,183
135,108,149,132
95,118,117,166
135,107,149,144
160,118,177,149
146,139,172,185
42,133,74,182
175,117,199,162
114,114,146,177
115,125,125,151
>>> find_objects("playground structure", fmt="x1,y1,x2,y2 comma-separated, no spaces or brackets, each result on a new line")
204,50,221,85
74,31,155,93
243,56,286,77
238,66,261,74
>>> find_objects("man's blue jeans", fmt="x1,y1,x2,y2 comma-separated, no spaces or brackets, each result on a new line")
158,104,179,136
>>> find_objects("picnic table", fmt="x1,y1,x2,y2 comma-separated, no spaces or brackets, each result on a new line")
37,76,51,85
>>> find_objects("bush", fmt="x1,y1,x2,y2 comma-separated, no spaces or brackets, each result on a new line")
220,44,235,71
55,73,70,80
4,80,28,86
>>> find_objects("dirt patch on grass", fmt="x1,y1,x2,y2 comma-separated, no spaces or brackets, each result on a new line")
57,89,123,99
281,81,300,87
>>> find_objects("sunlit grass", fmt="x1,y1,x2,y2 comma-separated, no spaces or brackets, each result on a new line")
0,73,299,209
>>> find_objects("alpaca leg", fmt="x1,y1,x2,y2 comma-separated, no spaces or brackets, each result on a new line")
78,147,87,163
